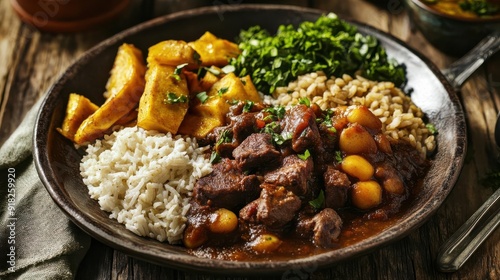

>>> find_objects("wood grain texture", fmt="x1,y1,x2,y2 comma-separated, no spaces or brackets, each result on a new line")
1,0,498,279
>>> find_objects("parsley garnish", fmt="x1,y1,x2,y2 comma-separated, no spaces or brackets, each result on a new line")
196,91,209,104
221,64,236,74
207,67,221,76
299,97,311,107
217,87,229,96
210,151,221,164
309,190,325,210
262,121,291,146
263,106,286,121
426,123,438,135
242,100,254,113
216,129,233,147
335,151,343,163
298,149,311,160
164,92,188,104
173,63,188,81
230,13,406,94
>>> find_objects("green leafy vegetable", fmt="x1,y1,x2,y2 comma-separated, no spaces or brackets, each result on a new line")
196,91,209,103
230,13,406,94
242,100,254,113
309,190,325,210
216,129,233,147
298,149,311,160
210,151,221,164
299,97,311,107
335,151,343,163
263,106,287,121
217,87,229,96
426,123,438,135
262,121,291,145
173,63,188,81
164,92,188,104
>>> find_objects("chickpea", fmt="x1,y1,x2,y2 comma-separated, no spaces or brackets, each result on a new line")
351,181,383,210
383,177,405,195
341,155,374,181
183,225,208,249
209,208,238,233
374,133,392,154
347,106,382,131
249,233,282,253
339,124,378,154
375,165,404,195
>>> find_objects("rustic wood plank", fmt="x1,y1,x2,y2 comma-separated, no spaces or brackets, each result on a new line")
75,240,113,280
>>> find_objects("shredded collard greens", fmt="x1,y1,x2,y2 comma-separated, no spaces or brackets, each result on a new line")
230,13,406,94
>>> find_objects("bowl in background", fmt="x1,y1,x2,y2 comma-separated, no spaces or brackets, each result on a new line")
9,0,130,32
405,0,500,56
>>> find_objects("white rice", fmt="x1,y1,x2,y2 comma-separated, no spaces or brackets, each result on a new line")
80,126,212,243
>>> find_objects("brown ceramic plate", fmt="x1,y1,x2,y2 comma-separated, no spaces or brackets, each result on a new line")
33,4,466,275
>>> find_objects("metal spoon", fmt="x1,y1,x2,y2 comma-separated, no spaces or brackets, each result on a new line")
435,32,500,272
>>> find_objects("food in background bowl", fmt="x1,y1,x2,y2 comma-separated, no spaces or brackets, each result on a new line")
405,0,500,55
421,0,499,18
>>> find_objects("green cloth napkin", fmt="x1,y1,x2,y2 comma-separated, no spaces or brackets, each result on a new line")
0,99,91,280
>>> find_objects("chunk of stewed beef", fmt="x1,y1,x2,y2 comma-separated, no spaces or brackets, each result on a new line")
296,208,343,248
232,133,281,171
193,158,261,210
281,104,322,153
240,183,301,228
323,166,351,209
208,126,237,158
264,155,314,196
230,113,258,143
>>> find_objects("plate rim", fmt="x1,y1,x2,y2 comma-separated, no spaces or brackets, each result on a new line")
33,3,467,274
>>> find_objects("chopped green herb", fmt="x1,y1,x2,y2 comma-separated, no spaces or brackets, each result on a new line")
227,99,240,106
263,106,286,120
164,92,188,104
221,64,236,74
263,121,280,134
299,97,311,107
173,63,188,81
298,149,311,160
217,87,229,96
216,129,233,147
230,13,406,94
335,151,343,162
242,100,254,113
207,67,221,76
210,151,221,163
197,67,207,80
196,91,209,103
320,109,334,127
426,123,438,134
275,131,292,145
309,190,325,210
262,121,291,145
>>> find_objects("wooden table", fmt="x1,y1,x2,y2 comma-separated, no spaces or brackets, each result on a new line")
1,0,499,279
